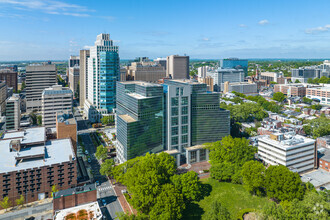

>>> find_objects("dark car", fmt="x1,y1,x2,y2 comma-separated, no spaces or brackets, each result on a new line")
319,186,326,191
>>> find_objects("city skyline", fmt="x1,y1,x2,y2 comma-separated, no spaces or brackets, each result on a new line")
1,0,330,60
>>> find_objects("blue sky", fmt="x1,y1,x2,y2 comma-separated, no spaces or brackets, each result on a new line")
1,0,330,60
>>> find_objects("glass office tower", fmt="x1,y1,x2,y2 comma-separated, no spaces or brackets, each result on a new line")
116,81,164,163
99,51,119,112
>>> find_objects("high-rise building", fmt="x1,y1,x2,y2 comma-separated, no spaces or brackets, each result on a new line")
212,68,245,92
0,81,7,115
0,127,77,205
219,58,248,75
68,66,80,98
197,66,214,78
116,79,230,164
26,64,57,113
163,79,230,164
0,69,18,92
154,57,167,70
166,55,189,79
42,85,73,128
116,81,164,163
84,34,120,122
79,50,90,108
5,94,20,130
69,55,80,68
291,68,321,83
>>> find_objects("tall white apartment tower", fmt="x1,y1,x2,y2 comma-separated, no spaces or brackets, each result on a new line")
84,33,120,123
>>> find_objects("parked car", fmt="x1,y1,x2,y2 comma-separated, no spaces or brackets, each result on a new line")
102,199,107,206
88,158,91,163
85,150,89,155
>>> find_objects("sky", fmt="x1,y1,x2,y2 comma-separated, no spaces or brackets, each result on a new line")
1,0,330,60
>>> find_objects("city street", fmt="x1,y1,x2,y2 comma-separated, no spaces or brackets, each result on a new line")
0,202,52,220
74,109,123,219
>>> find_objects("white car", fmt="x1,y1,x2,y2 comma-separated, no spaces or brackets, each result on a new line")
85,150,89,155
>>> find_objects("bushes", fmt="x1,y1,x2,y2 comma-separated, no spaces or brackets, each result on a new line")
236,208,256,220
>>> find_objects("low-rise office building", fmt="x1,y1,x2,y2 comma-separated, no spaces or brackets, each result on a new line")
42,85,73,128
223,82,258,96
0,127,77,206
258,133,316,173
56,111,77,154
212,68,245,92
318,148,330,172
274,84,307,97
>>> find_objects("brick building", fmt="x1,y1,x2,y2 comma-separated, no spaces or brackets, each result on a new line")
53,183,97,213
274,84,306,97
318,148,330,172
0,69,18,92
56,111,77,153
317,135,330,149
0,127,77,207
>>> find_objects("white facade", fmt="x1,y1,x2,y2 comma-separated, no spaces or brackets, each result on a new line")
258,134,316,173
42,85,73,128
213,68,245,92
84,33,119,122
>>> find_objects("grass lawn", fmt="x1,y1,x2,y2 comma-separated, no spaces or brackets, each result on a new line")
183,178,271,219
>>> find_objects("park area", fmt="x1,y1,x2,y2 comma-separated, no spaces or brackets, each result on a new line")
183,178,271,219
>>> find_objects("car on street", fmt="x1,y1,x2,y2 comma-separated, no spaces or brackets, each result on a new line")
96,181,100,186
102,199,107,206
88,158,91,163
85,150,89,155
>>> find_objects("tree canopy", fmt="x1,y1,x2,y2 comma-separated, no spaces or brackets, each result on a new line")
202,200,231,220
100,159,115,176
272,92,285,102
0,196,12,210
303,116,330,138
95,145,108,161
241,160,265,196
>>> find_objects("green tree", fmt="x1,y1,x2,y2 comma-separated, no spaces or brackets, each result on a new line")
15,195,24,207
29,112,37,125
112,153,176,214
202,200,231,220
272,92,285,102
307,78,314,84
259,202,287,220
101,115,114,125
100,159,115,176
52,184,59,197
95,145,108,161
210,162,236,182
302,97,312,104
265,165,305,201
117,213,148,220
37,115,42,125
149,184,185,220
21,81,26,90
170,171,202,202
0,196,12,211
209,136,255,167
295,79,301,83
319,76,328,84
303,117,330,138
242,161,265,196
313,78,320,84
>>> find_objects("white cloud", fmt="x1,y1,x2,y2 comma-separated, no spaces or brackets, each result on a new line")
239,24,247,28
0,0,91,17
258,19,269,25
83,45,92,50
305,24,330,34
202,38,210,41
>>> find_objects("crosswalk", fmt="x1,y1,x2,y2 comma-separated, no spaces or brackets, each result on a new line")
98,186,112,191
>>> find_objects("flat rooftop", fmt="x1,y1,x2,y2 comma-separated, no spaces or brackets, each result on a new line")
259,134,315,150
0,138,75,173
54,183,96,199
54,201,102,220
119,114,136,123
3,127,46,145
127,92,147,99
120,81,161,87
301,169,330,189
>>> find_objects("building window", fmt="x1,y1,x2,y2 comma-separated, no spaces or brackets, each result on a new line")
320,165,323,167
182,135,188,144
171,137,178,145
176,88,179,96
320,161,323,164
326,163,329,166
182,106,188,115
182,125,188,134
172,127,178,135
190,151,197,163
171,107,178,116
200,149,206,161
180,88,184,96
171,97,178,106
182,116,188,124
181,97,188,105
171,117,178,126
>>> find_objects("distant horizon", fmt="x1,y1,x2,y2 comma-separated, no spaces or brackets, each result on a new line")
1,0,330,60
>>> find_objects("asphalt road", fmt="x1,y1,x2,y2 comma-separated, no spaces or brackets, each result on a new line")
0,202,52,220
75,109,123,219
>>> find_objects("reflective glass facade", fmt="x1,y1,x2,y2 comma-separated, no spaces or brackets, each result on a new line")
116,82,164,162
99,51,119,112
